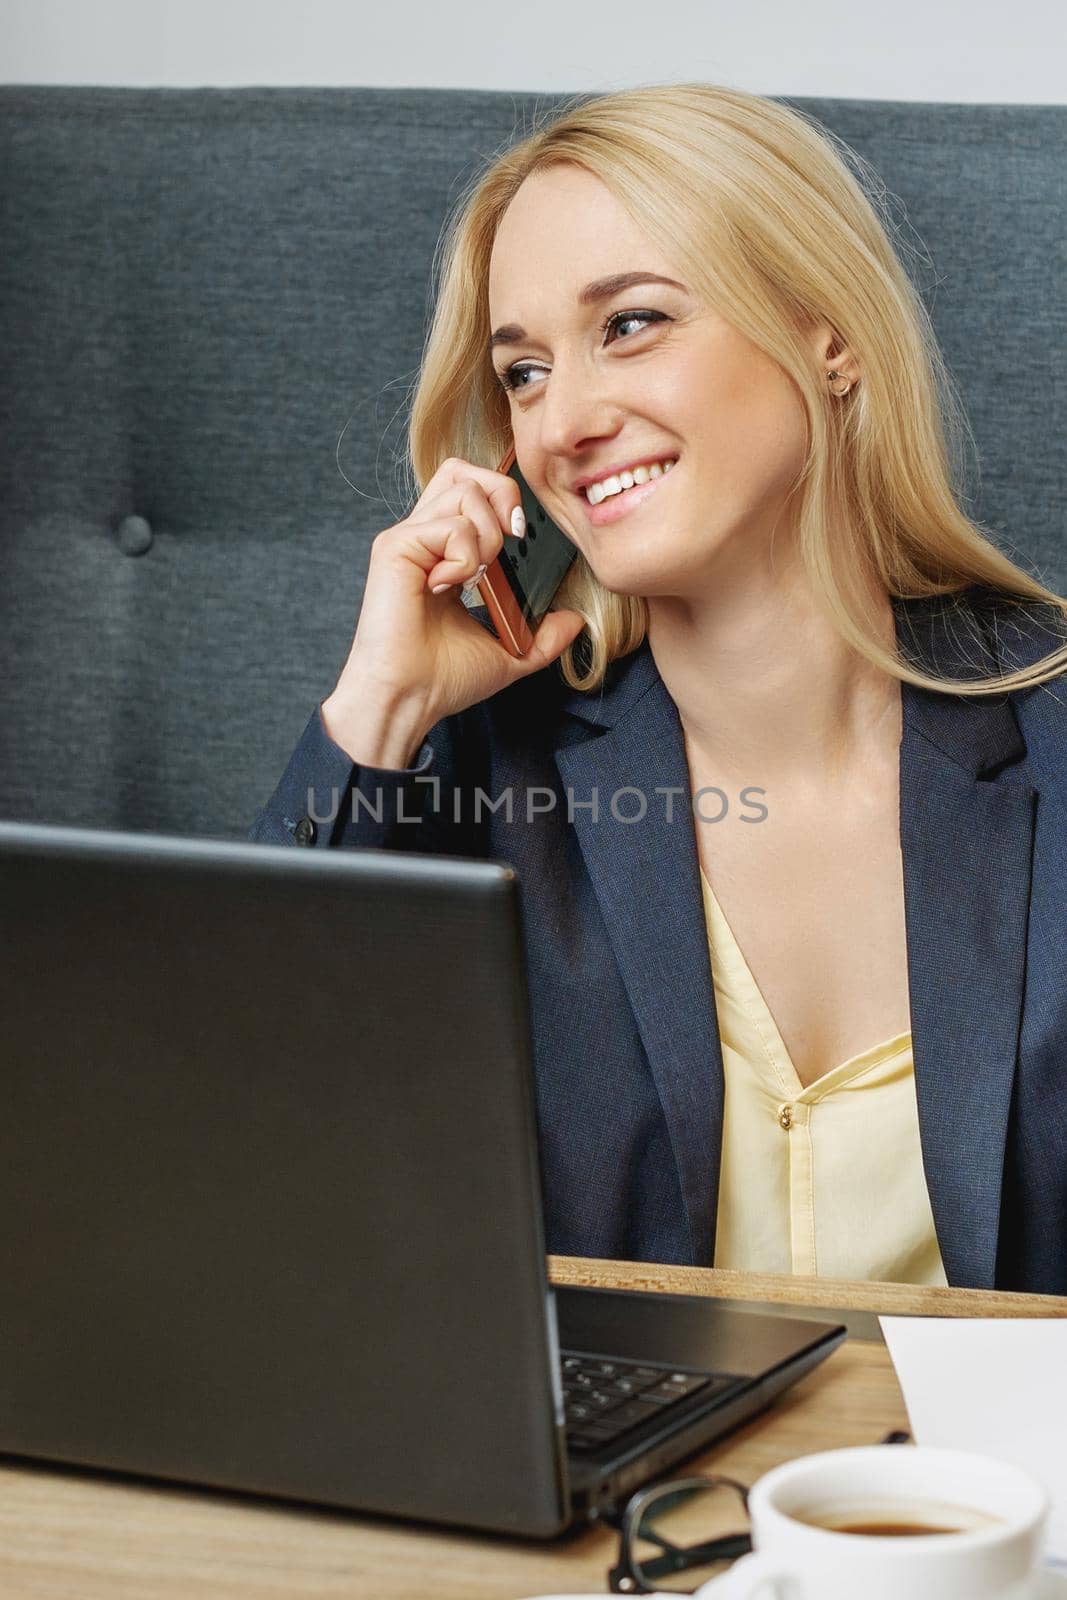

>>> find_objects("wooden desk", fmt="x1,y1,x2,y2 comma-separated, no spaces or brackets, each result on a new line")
2,1262,1063,1600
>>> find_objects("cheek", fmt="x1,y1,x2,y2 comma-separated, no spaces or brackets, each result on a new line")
644,342,806,467
695,365,808,504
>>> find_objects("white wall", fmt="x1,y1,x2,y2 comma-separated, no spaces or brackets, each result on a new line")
5,0,1064,102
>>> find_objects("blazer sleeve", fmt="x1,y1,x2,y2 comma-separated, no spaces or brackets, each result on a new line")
246,699,484,857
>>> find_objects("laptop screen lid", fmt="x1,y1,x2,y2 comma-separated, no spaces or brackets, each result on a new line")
0,821,569,1535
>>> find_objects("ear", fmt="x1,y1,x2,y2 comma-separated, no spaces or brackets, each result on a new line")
813,322,861,387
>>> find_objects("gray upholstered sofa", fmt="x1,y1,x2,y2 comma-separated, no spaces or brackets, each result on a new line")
1,88,1063,840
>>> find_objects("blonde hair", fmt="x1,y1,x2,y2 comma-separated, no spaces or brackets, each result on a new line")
407,82,1067,698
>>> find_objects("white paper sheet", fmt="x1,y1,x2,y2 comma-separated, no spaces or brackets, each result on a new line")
880,1316,1067,1568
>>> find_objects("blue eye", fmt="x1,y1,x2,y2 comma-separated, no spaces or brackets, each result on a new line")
497,307,668,393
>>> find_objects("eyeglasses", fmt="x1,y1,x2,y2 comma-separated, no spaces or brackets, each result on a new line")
601,1432,912,1593
604,1473,753,1594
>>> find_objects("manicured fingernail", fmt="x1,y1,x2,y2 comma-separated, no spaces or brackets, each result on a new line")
431,582,450,595
511,505,526,538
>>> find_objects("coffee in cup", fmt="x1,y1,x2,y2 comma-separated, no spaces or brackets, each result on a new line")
792,1497,1004,1538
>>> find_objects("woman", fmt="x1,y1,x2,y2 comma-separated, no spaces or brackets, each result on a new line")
251,83,1067,1293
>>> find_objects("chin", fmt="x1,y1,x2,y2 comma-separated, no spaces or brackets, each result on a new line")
587,572,646,600
588,558,678,599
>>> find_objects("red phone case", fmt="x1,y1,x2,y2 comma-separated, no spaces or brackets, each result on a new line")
469,444,536,658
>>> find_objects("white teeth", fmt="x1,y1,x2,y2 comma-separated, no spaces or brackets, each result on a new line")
585,458,676,505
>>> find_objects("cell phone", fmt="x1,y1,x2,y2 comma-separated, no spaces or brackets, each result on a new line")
465,444,579,658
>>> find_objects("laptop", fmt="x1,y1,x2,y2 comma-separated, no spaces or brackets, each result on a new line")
0,819,845,1537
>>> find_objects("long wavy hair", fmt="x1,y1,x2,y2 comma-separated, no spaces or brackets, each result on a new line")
407,82,1067,698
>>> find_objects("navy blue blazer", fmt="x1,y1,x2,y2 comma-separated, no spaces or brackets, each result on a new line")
249,588,1067,1295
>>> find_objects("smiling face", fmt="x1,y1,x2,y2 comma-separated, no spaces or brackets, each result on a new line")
487,162,826,599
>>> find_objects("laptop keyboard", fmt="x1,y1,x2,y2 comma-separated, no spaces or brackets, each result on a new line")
561,1352,744,1454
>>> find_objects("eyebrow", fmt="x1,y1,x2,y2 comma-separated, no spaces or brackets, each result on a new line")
488,271,688,352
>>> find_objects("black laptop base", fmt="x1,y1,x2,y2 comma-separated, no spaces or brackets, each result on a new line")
556,1286,845,1519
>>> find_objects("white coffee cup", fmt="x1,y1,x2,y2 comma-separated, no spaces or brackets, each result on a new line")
692,1445,1049,1599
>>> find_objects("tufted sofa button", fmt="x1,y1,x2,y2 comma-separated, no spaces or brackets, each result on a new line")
116,514,154,556
293,816,317,846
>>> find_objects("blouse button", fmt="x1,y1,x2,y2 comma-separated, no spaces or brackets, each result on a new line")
777,1103,794,1130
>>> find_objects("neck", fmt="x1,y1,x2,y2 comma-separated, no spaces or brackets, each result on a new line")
645,561,902,793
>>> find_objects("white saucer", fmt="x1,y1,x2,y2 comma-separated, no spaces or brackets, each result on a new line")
520,1574,1067,1600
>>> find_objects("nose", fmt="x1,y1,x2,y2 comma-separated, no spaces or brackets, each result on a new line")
534,355,624,462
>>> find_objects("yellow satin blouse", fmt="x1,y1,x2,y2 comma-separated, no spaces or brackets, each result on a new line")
700,866,948,1286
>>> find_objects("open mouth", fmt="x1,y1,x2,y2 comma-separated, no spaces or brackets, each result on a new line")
579,459,678,525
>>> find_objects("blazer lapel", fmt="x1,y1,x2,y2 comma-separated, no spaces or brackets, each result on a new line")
553,592,1035,1283
893,594,1035,1288
553,655,724,1264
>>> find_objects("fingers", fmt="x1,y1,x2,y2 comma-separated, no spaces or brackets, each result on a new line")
379,457,528,600
423,481,510,592
417,457,525,545
425,456,522,509
377,514,482,593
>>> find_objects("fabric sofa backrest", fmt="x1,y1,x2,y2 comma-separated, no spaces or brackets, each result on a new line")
1,88,1063,837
